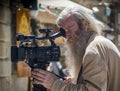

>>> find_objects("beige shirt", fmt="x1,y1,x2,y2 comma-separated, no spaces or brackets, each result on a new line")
51,34,120,91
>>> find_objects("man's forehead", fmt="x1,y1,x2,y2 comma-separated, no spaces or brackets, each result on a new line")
60,14,76,26
65,14,76,22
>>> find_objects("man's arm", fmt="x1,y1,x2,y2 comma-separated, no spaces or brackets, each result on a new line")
51,53,107,91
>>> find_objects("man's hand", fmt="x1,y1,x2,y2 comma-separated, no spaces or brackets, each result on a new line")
31,69,59,90
63,76,74,83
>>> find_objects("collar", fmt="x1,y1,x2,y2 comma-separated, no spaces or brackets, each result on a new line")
87,32,98,46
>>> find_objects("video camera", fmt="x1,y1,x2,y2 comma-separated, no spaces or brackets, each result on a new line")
11,28,66,69
11,28,66,91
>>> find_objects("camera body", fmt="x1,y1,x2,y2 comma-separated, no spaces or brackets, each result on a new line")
11,28,65,69
11,45,60,69
11,28,65,91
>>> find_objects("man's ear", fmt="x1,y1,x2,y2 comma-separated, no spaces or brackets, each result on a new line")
82,19,89,32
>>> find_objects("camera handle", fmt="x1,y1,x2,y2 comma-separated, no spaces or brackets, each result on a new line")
28,62,49,91
32,69,48,91
32,84,47,91
29,62,65,91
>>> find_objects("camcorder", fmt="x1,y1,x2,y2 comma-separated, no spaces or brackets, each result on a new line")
11,28,66,91
11,28,65,68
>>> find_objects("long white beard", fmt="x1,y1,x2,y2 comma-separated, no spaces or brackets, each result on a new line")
65,32,91,84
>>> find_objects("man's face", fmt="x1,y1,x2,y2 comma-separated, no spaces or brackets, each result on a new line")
60,15,80,44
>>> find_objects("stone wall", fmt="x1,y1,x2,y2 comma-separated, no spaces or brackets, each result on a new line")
0,0,29,91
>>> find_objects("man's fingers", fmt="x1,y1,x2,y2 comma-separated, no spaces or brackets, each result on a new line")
33,79,44,85
32,71,45,79
33,69,47,75
32,74,45,82
31,69,58,90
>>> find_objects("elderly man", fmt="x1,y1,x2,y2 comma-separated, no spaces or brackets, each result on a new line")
32,6,120,91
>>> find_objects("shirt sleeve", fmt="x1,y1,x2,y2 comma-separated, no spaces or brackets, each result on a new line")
51,53,107,91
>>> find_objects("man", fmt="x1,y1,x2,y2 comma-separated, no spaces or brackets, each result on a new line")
32,6,120,91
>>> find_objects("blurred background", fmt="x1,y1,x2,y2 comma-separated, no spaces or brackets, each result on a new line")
0,0,120,91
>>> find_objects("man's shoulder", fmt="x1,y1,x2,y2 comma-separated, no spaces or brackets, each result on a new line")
94,35,110,42
89,35,113,46
86,36,109,53
86,35,119,55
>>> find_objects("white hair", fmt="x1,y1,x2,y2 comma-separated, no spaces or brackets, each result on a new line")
56,6,103,35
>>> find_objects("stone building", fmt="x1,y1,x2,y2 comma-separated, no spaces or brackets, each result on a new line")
0,0,29,91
